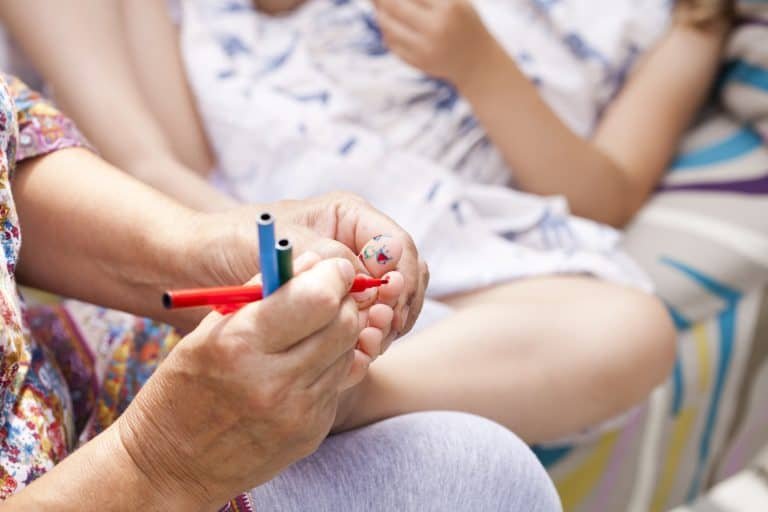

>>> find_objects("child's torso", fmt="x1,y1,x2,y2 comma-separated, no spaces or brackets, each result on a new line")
184,0,671,185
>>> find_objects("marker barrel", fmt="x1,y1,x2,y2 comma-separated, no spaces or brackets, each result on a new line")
257,213,280,297
276,238,294,286
163,276,388,310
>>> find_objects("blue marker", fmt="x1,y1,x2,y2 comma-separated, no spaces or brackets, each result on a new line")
257,213,280,297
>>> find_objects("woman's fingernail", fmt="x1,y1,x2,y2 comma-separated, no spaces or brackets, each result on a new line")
337,259,355,284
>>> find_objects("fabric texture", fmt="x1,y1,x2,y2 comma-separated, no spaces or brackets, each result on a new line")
538,4,768,510
242,412,562,512
0,75,93,496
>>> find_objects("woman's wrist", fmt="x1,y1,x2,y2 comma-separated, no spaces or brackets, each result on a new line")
3,423,209,511
105,423,213,511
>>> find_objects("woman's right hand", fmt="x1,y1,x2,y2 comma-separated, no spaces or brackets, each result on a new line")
117,256,365,509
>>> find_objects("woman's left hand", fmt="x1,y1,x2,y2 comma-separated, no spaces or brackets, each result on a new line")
181,192,428,360
374,0,494,84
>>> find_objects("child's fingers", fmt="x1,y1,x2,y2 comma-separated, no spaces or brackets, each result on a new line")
358,235,403,277
378,0,430,30
376,8,425,53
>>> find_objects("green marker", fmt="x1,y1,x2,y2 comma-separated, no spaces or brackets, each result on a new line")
276,238,294,286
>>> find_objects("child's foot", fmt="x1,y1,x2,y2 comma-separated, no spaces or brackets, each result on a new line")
332,378,369,433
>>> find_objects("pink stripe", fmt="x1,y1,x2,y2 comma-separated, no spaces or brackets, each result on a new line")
591,407,646,511
720,404,768,478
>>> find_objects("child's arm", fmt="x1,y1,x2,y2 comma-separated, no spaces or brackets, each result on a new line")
375,0,728,226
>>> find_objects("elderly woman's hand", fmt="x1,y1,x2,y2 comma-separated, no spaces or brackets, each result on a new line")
187,192,429,357
118,257,366,509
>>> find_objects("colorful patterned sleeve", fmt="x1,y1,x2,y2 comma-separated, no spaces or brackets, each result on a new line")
4,74,92,166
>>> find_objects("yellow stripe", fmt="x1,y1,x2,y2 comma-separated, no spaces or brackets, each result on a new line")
692,324,711,392
650,407,697,512
556,431,619,510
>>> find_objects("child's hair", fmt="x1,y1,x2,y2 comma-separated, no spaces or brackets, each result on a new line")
676,0,735,28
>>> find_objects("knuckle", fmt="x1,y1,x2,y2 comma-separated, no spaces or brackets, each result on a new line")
324,240,352,260
311,285,343,318
249,378,289,411
341,348,356,373
338,299,360,336
283,396,329,447
209,329,254,368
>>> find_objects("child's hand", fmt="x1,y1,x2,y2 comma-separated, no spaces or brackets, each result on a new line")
374,0,494,84
253,0,307,15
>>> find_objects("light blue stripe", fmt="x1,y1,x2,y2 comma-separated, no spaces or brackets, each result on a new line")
532,444,573,468
670,128,763,171
660,259,740,303
659,258,741,502
688,302,737,500
725,60,768,92
665,304,691,417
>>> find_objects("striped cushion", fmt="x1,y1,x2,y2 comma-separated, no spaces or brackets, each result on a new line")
542,6,768,510
623,3,768,319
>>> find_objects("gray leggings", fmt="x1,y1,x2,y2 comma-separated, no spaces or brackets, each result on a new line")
249,412,562,511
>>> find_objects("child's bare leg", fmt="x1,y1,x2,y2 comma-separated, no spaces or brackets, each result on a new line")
120,0,215,176
338,276,676,443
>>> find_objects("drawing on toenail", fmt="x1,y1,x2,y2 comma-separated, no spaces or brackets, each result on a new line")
361,235,393,265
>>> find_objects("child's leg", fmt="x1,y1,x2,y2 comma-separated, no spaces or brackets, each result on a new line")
337,276,676,443
120,0,214,175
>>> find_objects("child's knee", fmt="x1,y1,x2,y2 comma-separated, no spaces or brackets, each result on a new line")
601,289,676,401
630,291,676,377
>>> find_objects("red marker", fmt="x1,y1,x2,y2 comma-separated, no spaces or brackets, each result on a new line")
163,276,389,311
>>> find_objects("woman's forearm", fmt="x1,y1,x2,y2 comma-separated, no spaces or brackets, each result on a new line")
3,425,205,512
14,148,207,329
